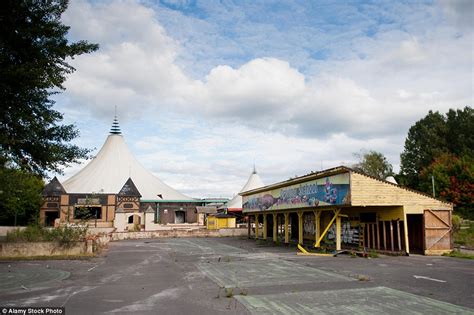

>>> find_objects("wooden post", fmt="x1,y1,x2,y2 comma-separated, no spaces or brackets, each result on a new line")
255,214,259,240
298,212,303,245
390,220,394,252
336,215,341,251
403,211,410,254
284,213,289,244
371,223,375,249
397,220,401,252
314,210,321,245
376,220,380,250
383,221,387,250
368,223,371,249
248,215,251,239
273,213,277,242
263,214,267,240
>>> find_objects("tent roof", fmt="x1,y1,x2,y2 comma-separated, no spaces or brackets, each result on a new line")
225,168,264,210
62,121,194,201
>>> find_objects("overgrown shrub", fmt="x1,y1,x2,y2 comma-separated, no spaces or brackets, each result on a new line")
5,224,87,245
452,215,462,233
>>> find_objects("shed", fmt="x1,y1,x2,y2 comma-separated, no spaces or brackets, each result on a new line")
207,214,237,230
241,166,453,255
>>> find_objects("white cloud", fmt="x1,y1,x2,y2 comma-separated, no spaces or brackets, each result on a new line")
56,0,473,197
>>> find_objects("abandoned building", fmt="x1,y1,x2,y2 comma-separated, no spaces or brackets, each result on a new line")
241,166,454,255
39,117,221,230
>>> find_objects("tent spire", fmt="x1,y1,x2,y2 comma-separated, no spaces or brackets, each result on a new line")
110,107,121,135
252,162,257,174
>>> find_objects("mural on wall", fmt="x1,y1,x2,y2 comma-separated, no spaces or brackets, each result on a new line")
242,173,350,213
326,220,360,246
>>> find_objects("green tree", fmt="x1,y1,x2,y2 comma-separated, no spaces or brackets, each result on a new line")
445,107,474,157
353,150,393,180
0,168,44,225
399,110,448,189
0,0,98,175
420,153,474,219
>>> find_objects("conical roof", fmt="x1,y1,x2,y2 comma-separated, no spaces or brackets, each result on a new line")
62,119,194,201
226,167,264,210
43,176,66,196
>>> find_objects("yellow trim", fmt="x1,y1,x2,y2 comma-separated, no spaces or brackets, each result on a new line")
315,209,340,247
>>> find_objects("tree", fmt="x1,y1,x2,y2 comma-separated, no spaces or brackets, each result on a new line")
0,168,43,225
399,110,448,189
419,153,474,219
399,106,473,190
352,150,393,180
0,0,98,176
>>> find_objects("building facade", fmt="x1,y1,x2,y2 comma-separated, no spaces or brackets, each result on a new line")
241,166,453,255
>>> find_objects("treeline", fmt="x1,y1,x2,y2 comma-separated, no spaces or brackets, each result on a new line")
355,106,473,219
399,106,473,219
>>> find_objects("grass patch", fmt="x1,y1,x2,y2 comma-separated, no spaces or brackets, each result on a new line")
368,250,379,258
453,222,474,248
442,250,474,259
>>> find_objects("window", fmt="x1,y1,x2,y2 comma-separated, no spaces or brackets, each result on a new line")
74,206,102,220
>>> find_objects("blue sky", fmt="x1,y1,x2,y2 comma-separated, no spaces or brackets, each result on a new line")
55,0,473,198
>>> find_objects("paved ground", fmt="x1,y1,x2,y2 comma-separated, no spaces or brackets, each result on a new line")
0,237,473,314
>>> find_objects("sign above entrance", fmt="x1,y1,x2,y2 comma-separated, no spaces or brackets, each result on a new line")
242,173,350,213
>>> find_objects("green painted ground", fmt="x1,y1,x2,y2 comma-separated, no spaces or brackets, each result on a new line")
198,259,353,288
235,286,473,315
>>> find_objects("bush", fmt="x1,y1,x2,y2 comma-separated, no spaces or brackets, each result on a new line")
452,215,462,233
5,224,88,245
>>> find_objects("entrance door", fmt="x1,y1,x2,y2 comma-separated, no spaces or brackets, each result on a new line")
407,214,423,254
424,209,452,254
175,211,185,224
45,211,59,226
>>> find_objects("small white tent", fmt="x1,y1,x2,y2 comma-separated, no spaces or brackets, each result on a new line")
226,167,264,211
62,118,193,201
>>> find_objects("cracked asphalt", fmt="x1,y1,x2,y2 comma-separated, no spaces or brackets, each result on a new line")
0,237,473,314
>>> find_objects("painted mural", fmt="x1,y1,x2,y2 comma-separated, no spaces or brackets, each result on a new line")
242,173,350,213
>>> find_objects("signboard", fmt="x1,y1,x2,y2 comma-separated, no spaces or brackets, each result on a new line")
242,173,350,213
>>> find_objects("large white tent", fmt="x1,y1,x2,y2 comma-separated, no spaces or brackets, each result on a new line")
226,167,264,210
62,118,193,201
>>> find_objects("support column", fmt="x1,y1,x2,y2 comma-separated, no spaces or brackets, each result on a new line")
284,213,289,244
298,211,303,245
273,213,277,242
314,210,321,245
336,215,341,251
247,215,251,239
255,214,259,240
403,210,410,254
263,214,267,240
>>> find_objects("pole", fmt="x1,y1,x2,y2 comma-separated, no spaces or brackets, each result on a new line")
431,175,435,197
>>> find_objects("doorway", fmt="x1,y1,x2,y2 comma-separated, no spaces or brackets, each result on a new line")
45,211,59,226
407,214,424,254
175,211,185,224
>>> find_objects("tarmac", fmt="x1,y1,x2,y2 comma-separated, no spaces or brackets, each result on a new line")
0,237,473,314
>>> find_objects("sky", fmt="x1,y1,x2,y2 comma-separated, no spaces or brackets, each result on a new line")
55,0,473,199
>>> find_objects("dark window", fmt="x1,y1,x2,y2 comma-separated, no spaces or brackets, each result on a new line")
47,202,58,208
74,206,102,220
128,216,134,224
123,203,134,209
360,212,376,223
